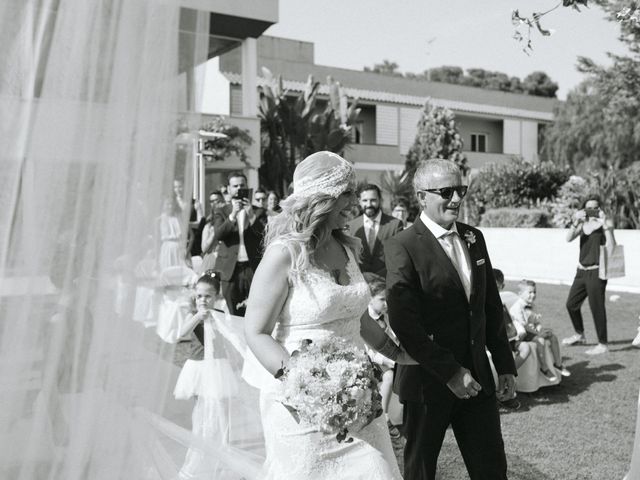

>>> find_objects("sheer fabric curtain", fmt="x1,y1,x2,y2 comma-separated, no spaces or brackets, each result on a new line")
0,1,262,478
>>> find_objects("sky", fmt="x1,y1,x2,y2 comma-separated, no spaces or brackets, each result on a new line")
264,0,630,99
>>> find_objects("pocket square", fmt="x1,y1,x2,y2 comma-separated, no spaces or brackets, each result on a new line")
476,259,486,266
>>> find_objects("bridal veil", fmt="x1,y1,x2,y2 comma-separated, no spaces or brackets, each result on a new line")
0,1,263,478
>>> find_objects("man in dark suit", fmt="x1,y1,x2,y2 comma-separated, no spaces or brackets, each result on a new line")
349,184,402,276
212,172,267,316
385,159,516,480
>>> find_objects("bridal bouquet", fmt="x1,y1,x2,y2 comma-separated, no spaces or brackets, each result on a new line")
276,337,383,443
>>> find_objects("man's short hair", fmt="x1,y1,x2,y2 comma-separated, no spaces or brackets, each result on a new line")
493,269,504,286
413,159,461,192
209,190,223,198
227,171,247,185
518,279,536,291
254,188,267,196
358,183,382,199
362,272,386,297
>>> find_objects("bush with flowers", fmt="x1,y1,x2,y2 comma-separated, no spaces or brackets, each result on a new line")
276,337,383,443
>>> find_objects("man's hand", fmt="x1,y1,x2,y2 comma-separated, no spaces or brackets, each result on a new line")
229,198,244,222
496,374,516,402
446,367,482,400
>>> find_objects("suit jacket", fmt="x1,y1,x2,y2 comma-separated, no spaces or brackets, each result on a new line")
212,204,268,281
349,212,403,276
384,216,516,403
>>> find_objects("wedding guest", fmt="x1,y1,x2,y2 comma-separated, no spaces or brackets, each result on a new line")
212,172,268,316
252,188,268,209
391,197,413,229
157,196,186,271
266,190,281,216
173,178,203,259
360,272,404,436
493,269,531,370
563,197,616,355
510,280,570,379
349,184,402,276
199,190,225,273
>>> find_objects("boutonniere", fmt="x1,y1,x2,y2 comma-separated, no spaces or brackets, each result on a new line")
463,230,476,247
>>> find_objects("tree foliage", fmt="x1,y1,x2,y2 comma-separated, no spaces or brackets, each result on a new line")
258,68,360,196
405,101,466,175
543,55,640,171
363,62,558,97
469,158,570,210
363,59,403,77
522,71,559,97
199,117,253,165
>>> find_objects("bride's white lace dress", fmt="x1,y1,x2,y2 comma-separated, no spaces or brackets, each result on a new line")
257,247,402,479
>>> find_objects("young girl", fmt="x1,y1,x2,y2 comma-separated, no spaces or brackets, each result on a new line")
173,272,243,480
509,279,570,379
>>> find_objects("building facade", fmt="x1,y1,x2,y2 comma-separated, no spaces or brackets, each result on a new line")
214,35,556,184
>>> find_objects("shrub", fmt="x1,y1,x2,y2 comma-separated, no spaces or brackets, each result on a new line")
549,175,592,228
479,208,551,228
469,158,571,211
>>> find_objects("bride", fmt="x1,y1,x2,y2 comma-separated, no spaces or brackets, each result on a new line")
244,151,404,479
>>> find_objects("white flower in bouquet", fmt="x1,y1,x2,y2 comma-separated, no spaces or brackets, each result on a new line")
277,337,383,443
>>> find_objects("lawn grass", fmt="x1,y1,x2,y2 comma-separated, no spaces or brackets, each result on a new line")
436,281,640,480
172,281,640,479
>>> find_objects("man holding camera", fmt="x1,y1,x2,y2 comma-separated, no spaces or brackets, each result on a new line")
212,172,268,315
563,196,616,355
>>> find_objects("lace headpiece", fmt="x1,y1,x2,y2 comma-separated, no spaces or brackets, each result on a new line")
292,151,356,198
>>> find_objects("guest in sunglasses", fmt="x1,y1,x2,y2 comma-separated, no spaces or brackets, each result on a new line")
385,159,516,480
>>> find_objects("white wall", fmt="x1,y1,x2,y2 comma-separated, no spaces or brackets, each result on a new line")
502,119,538,163
375,105,399,146
482,228,640,293
399,107,421,154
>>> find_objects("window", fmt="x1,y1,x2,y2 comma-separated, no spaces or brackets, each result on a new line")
470,133,487,153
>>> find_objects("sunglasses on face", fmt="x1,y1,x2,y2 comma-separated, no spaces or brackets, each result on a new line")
419,186,468,200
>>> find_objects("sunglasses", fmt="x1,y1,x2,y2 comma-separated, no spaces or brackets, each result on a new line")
419,186,468,200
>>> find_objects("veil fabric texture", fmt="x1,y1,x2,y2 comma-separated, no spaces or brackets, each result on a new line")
0,1,264,478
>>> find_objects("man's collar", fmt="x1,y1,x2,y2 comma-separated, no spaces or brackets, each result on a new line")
364,210,382,224
368,304,383,320
420,211,457,239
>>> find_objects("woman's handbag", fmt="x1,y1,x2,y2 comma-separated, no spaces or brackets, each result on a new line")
599,244,625,280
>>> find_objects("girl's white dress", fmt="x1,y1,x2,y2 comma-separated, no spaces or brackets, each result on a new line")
246,247,402,480
174,311,242,480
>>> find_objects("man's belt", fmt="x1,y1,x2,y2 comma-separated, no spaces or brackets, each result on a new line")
577,263,599,271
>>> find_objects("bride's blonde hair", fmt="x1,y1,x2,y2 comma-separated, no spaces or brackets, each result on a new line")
263,151,361,274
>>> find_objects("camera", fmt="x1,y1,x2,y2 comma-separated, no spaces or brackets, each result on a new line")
585,208,600,218
233,188,252,201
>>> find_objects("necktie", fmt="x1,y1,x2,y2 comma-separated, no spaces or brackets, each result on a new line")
443,231,470,299
366,221,376,252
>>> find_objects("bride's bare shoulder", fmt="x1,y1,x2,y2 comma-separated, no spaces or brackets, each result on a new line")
259,242,292,272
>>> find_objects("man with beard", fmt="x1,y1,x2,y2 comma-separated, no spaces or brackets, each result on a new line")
349,184,403,276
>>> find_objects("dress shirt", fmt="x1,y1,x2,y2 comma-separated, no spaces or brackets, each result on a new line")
363,210,382,250
236,209,249,262
420,211,472,300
